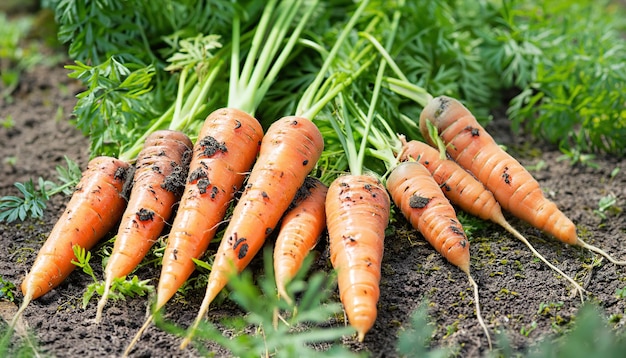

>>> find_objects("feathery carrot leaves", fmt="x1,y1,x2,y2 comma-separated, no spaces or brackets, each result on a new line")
0,157,81,223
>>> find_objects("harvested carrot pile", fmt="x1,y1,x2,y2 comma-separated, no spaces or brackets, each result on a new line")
1,1,625,357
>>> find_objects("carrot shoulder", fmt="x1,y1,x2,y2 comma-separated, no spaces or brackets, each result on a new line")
20,156,130,302
181,116,324,348
326,174,390,342
95,130,192,322
419,95,625,264
386,161,492,349
274,176,328,302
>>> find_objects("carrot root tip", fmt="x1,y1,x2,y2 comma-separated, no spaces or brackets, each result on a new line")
578,239,626,265
468,274,492,351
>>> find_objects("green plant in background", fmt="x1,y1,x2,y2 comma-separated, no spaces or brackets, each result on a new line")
499,0,626,157
527,303,626,358
0,156,82,223
0,13,35,99
0,277,16,302
0,10,63,100
396,301,454,358
593,193,620,221
0,326,41,358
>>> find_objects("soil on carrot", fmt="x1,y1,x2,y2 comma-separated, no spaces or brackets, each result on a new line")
1,63,626,358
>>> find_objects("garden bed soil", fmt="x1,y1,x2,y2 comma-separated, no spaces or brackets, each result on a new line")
1,62,625,358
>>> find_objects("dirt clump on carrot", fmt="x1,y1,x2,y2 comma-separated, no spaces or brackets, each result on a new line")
156,109,264,312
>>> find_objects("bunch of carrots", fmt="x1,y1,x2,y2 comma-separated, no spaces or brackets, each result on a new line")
7,0,626,355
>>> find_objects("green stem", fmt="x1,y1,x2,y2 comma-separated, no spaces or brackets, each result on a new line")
384,76,432,108
228,0,316,117
256,0,318,109
296,0,371,116
118,105,176,162
355,1,403,173
171,67,189,131
237,0,279,93
172,60,224,131
299,53,376,120
118,57,224,162
228,8,241,106
360,31,409,83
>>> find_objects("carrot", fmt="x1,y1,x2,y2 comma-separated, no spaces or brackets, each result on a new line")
274,176,328,303
386,161,492,349
158,109,263,309
400,139,586,301
325,174,390,342
11,156,130,329
180,115,324,348
94,130,192,323
419,95,626,265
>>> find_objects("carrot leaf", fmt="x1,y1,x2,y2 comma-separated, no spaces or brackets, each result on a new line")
0,277,16,303
396,301,455,357
82,276,154,309
66,58,159,157
71,245,97,284
0,158,81,223
0,179,52,223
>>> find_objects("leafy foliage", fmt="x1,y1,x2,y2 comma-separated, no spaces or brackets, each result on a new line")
0,12,63,100
70,244,154,309
42,0,243,66
490,0,626,156
0,179,53,223
390,0,501,126
396,302,454,358
485,303,626,358
0,157,81,223
66,59,159,156
0,326,41,358
0,277,16,302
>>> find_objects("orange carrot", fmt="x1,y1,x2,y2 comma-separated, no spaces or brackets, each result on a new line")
157,108,263,311
386,161,492,349
179,115,324,348
325,174,390,342
273,176,328,303
12,156,130,328
401,138,585,301
95,130,192,322
419,95,625,264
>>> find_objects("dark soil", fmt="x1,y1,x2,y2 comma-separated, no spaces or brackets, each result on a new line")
1,62,625,358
